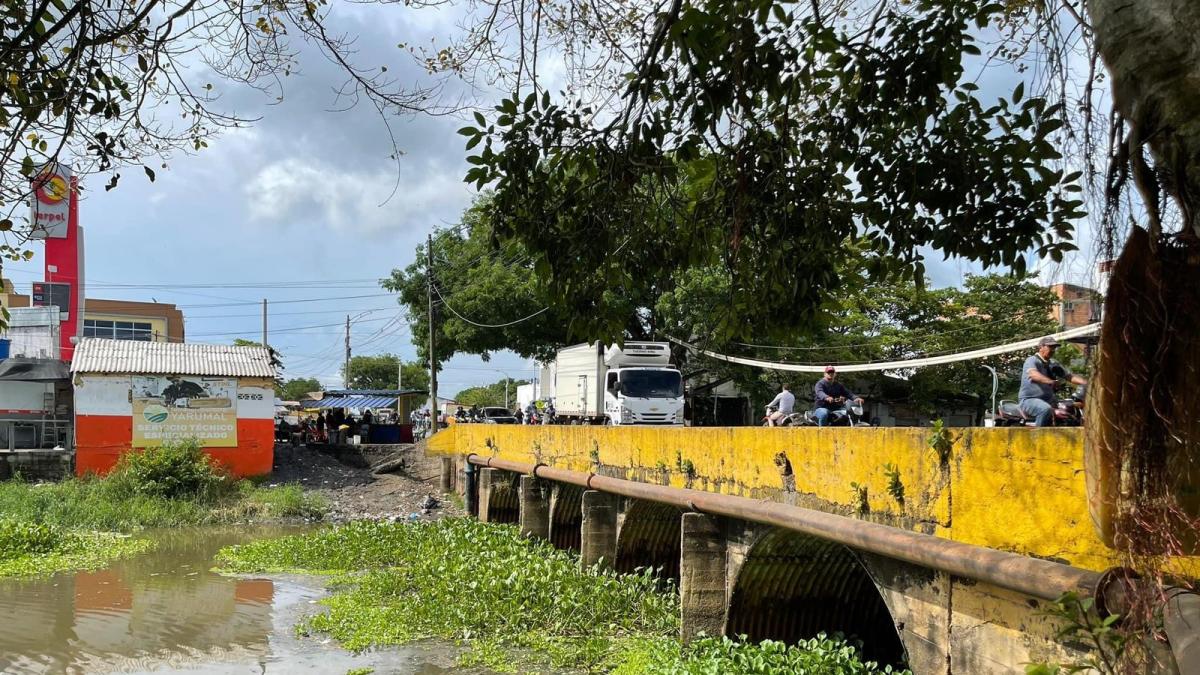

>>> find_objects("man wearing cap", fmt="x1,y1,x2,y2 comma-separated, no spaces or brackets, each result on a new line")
1018,336,1088,426
814,366,863,427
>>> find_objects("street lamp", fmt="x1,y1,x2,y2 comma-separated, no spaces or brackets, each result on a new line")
980,365,998,426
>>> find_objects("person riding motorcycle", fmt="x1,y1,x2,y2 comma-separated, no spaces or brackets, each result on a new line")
765,384,796,427
1018,336,1088,426
813,366,863,427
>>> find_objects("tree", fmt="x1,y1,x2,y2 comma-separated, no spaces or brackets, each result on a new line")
454,378,528,408
457,1,1083,346
382,198,601,366
342,354,429,391
278,377,322,401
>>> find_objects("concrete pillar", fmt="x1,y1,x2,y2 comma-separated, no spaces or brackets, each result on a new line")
519,475,550,539
477,468,502,523
440,457,453,493
680,513,727,643
580,490,618,570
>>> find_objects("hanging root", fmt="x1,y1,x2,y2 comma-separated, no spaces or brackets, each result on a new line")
1087,226,1200,559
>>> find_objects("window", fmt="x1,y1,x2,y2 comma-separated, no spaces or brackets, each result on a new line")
84,319,154,341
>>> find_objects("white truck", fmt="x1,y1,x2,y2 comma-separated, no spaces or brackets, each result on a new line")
547,341,684,425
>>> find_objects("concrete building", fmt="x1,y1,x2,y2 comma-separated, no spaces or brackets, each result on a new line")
1048,282,1101,329
0,279,185,343
81,298,186,343
71,339,276,477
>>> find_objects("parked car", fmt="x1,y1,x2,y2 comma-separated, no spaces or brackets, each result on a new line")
481,407,519,424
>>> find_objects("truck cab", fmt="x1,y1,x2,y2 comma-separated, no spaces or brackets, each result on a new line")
601,343,684,426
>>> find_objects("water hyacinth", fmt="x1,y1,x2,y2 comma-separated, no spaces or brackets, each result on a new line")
218,518,906,673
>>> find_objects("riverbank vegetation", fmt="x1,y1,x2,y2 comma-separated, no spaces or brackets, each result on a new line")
0,441,325,576
217,518,905,673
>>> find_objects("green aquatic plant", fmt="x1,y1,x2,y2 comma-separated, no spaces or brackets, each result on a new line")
0,520,152,577
611,635,909,674
217,518,902,673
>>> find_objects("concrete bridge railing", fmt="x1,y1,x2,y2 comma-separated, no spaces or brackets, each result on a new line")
428,425,1199,674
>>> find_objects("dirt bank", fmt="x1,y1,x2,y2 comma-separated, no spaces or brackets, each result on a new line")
269,441,462,523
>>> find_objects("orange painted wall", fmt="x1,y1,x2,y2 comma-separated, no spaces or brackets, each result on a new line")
75,415,274,477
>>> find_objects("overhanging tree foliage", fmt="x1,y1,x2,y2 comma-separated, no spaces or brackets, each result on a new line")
457,0,1084,344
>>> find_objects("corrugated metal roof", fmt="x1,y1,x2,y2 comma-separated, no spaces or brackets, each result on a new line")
70,338,276,378
313,395,397,409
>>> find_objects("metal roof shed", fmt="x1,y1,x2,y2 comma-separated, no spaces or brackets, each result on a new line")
72,339,277,478
71,338,276,378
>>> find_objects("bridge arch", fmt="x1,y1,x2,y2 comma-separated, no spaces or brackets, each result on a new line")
726,528,907,668
548,484,583,551
615,500,682,582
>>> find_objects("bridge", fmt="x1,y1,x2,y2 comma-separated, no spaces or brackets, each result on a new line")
426,425,1199,674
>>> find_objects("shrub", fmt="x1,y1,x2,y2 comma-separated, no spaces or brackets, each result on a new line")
104,440,234,501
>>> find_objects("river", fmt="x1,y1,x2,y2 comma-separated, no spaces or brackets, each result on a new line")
0,527,482,674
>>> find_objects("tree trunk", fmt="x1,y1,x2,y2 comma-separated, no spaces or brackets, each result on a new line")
1089,0,1200,230
1085,0,1200,555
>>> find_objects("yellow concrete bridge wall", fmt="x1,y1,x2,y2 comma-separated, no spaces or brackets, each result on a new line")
429,425,1198,575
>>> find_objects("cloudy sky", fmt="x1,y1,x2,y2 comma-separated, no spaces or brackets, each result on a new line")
4,3,544,397
2,4,1105,396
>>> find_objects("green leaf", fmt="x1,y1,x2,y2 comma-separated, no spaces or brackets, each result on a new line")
1013,81,1024,103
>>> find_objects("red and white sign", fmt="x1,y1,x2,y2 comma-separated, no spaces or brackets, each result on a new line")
29,162,84,359
30,164,73,239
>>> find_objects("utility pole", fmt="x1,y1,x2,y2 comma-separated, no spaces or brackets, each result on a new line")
427,233,438,417
262,299,268,348
344,314,351,389
398,358,403,390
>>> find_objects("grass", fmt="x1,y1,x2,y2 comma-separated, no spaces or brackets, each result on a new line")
217,518,905,674
0,441,327,577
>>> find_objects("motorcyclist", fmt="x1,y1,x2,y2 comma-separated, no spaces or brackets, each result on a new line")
525,402,538,424
813,366,863,427
544,402,556,424
456,405,466,422
765,384,795,427
1018,336,1088,426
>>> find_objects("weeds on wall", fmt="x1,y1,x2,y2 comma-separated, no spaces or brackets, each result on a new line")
927,420,953,467
1026,592,1132,675
882,464,905,509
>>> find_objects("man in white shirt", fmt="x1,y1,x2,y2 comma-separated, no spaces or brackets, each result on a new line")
766,384,795,427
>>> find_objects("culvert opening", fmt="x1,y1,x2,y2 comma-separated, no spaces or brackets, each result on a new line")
615,500,682,583
549,485,583,551
726,529,907,668
485,480,519,524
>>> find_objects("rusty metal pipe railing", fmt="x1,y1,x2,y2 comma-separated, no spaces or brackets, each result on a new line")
466,453,1101,601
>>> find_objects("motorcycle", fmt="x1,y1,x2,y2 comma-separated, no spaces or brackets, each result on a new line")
762,404,805,427
802,398,870,427
995,384,1085,427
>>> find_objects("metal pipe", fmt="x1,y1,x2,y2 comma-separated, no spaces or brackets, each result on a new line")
466,454,1101,601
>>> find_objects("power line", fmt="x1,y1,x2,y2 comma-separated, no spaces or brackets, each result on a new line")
430,284,548,328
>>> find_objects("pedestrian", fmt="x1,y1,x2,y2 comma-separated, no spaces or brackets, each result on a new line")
316,411,327,442
515,407,524,424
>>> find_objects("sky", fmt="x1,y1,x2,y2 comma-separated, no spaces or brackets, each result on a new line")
3,3,539,397
1,4,1106,396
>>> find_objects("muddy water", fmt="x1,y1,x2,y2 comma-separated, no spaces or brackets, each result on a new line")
0,527,476,674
